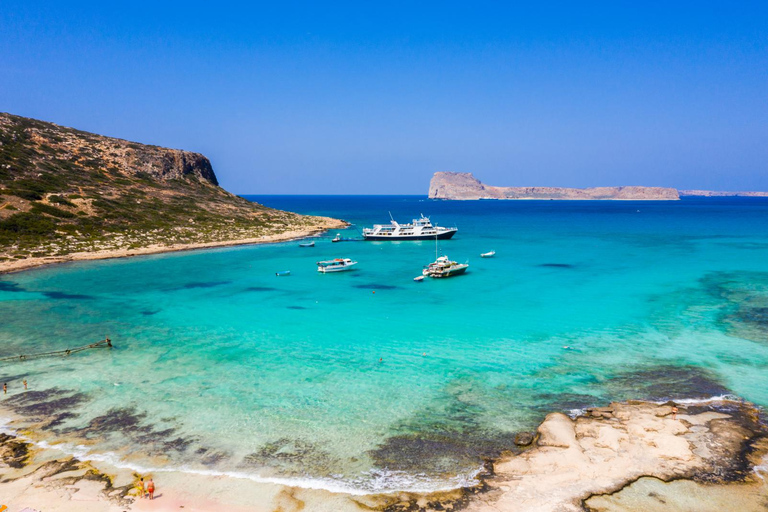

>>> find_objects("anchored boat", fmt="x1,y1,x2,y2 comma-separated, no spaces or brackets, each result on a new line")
422,255,469,278
299,241,315,247
317,258,358,273
480,250,495,258
331,234,362,243
362,214,457,241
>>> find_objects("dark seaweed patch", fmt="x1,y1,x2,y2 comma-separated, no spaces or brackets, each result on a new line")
2,388,89,429
537,263,574,269
140,309,160,316
242,438,338,476
70,406,196,455
369,378,513,475
698,271,768,343
42,291,94,300
194,446,230,466
76,407,149,436
352,283,401,290
531,392,601,416
606,366,731,402
243,286,278,293
179,281,231,290
162,436,195,453
3,388,89,418
0,281,25,292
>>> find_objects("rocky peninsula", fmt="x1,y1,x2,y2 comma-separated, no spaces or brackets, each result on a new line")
0,112,345,273
1,398,766,512
429,172,681,201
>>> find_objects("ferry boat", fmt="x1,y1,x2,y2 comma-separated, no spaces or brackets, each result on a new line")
317,258,358,273
422,255,469,278
362,214,457,241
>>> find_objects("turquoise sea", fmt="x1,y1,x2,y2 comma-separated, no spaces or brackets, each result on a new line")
2,196,768,493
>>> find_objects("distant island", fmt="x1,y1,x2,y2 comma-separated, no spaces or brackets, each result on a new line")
0,113,344,272
429,172,768,200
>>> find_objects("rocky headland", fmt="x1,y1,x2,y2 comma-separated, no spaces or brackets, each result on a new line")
1,398,766,512
0,112,345,272
429,172,681,201
429,172,768,201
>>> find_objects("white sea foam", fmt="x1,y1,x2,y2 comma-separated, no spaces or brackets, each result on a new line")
567,408,588,419
652,394,742,406
0,418,482,496
754,453,768,481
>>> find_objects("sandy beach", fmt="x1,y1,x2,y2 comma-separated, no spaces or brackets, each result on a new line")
2,398,766,512
0,218,346,275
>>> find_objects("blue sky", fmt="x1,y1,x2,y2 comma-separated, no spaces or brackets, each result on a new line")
1,2,767,194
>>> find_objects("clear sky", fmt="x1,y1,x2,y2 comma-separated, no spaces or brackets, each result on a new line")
1,2,767,194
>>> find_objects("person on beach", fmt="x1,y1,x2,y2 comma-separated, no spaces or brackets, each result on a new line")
23,379,27,390
672,405,679,420
135,477,145,498
147,477,155,500
3,383,6,394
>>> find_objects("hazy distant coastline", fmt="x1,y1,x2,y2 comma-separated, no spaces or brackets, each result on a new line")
679,189,768,197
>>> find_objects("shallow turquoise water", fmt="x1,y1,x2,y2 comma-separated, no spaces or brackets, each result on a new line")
1,196,768,493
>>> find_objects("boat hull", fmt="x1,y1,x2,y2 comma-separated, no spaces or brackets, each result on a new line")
426,265,468,278
363,229,457,241
317,265,356,273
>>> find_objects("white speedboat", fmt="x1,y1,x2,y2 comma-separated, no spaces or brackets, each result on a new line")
317,258,358,273
480,250,495,258
422,255,468,278
299,241,315,247
362,214,457,240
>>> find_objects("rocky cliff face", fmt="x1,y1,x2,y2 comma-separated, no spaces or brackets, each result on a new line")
0,112,218,186
429,172,681,200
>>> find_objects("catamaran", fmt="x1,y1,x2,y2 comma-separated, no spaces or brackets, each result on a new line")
362,214,457,241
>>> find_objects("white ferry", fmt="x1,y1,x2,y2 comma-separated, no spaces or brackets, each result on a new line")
362,214,457,241
317,258,358,273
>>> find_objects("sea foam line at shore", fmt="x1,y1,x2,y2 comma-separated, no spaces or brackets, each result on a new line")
0,415,482,496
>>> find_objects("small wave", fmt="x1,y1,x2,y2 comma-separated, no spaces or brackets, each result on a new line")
0,418,482,495
567,408,588,419
652,394,742,406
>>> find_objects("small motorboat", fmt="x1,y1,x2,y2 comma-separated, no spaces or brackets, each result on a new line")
413,275,425,282
332,234,362,243
299,241,315,247
317,258,358,273
275,270,291,277
480,250,495,258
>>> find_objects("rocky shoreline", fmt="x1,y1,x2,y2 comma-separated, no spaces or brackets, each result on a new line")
1,398,766,512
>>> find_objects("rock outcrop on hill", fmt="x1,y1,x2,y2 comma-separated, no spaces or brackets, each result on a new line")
429,172,681,200
0,112,343,268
